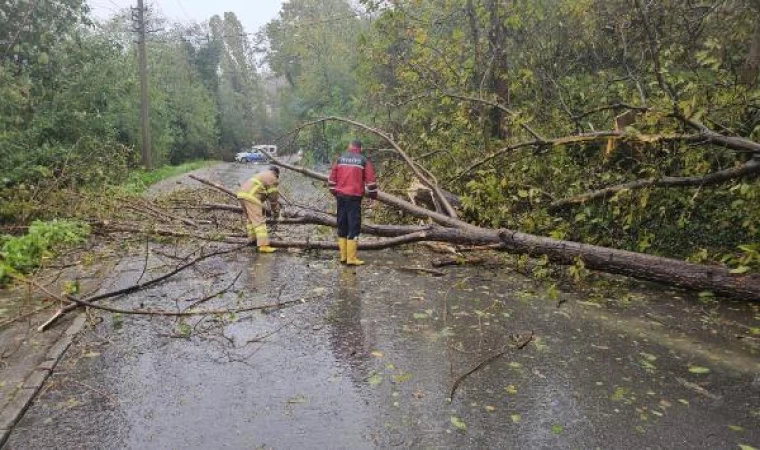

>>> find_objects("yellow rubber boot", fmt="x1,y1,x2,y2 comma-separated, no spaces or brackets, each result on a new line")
346,239,365,266
258,245,277,253
338,238,348,264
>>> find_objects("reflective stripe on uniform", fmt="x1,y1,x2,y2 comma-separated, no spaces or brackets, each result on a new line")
254,224,268,236
238,193,262,204
253,224,269,246
237,178,265,203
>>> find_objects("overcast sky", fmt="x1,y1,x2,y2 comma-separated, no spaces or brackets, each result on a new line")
88,0,286,34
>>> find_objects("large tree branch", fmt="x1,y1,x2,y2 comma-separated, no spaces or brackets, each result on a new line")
264,157,480,231
187,158,760,300
572,103,651,122
270,232,429,250
189,174,236,198
452,131,707,180
550,157,760,210
633,0,760,155
683,121,760,154
284,117,459,218
439,91,547,141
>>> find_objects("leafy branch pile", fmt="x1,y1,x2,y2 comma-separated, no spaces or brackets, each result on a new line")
260,0,760,274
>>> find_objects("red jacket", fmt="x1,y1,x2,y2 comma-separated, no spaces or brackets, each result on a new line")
328,150,378,198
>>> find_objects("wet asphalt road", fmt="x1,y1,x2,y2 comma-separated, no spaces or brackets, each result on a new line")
5,163,760,449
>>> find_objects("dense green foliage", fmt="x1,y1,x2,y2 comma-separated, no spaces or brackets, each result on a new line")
0,3,269,189
1,2,274,225
259,0,760,270
0,220,90,284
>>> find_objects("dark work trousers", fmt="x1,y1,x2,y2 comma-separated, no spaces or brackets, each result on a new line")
337,195,363,239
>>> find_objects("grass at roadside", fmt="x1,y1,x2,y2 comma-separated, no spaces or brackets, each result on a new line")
120,160,218,195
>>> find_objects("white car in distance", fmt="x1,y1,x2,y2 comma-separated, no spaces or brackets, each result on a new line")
252,145,277,157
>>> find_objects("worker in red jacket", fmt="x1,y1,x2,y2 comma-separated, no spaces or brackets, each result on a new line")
328,140,378,265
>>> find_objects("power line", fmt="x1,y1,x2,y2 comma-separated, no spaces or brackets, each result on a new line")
174,0,193,22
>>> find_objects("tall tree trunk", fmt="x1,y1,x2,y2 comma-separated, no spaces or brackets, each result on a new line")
486,0,510,138
466,0,481,89
740,18,760,86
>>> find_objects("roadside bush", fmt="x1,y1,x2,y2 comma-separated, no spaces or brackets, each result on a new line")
0,220,91,285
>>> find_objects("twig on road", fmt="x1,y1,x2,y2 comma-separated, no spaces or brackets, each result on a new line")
397,266,447,277
448,331,534,401
185,271,243,310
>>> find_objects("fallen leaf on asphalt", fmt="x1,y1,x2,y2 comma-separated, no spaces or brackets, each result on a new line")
576,301,602,308
393,372,413,384
484,405,496,412
505,385,518,395
367,374,383,386
286,395,307,404
551,424,564,435
688,365,710,374
450,416,467,431
371,350,384,358
510,414,521,424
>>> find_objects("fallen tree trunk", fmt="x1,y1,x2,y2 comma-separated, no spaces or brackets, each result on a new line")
242,163,760,300
271,232,429,250
97,206,760,300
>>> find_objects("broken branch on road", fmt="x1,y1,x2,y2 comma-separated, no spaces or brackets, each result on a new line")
448,331,534,401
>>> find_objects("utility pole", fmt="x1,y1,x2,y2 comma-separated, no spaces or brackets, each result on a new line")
133,0,152,169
